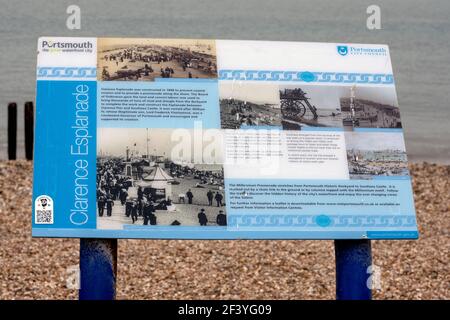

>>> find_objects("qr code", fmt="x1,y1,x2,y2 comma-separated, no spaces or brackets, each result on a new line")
36,210,53,224
35,195,54,224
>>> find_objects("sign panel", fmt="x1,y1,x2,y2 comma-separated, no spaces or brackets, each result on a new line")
32,37,418,239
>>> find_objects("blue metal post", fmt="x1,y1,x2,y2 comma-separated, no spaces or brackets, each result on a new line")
334,239,372,300
79,238,117,300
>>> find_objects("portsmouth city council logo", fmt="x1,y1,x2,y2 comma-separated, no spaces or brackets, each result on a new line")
337,45,348,56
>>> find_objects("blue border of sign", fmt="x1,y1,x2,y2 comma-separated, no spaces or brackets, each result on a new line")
32,227,418,239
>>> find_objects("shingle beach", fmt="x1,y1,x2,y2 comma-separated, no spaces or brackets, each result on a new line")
0,160,448,299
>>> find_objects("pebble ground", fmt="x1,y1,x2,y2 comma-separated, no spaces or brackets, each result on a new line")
0,161,448,299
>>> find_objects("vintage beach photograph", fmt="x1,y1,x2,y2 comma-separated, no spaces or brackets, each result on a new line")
340,85,402,130
219,82,282,129
345,131,409,179
96,128,226,229
97,38,217,81
276,84,401,131
279,85,344,130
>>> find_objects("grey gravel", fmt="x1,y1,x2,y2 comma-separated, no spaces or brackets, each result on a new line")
0,160,448,299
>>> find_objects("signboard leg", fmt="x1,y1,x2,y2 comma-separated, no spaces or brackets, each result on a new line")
334,239,372,300
8,102,17,160
24,101,34,161
79,238,117,300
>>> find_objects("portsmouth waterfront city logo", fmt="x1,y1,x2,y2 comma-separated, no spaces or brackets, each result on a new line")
337,45,349,56
35,195,54,224
40,39,93,53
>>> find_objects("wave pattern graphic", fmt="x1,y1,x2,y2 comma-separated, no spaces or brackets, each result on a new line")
228,215,416,228
37,67,97,78
218,70,394,84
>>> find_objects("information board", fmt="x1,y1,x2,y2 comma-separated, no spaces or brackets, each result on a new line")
32,37,418,239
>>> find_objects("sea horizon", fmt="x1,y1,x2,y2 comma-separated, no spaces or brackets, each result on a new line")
0,0,449,163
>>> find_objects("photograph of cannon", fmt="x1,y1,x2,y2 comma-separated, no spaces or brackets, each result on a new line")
280,88,318,120
97,38,217,81
279,85,343,130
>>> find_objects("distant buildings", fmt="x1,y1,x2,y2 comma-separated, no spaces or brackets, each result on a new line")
347,148,409,177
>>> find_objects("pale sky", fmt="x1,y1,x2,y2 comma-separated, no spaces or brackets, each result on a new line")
345,132,406,151
280,84,399,110
97,128,223,163
219,83,398,110
219,82,280,105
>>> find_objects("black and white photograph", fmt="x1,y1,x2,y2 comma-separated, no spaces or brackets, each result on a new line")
96,128,226,229
219,83,282,129
98,38,217,81
345,131,409,179
279,85,344,130
276,84,401,131
341,85,401,130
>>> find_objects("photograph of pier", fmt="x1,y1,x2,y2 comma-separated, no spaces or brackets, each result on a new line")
219,83,282,129
278,85,344,130
97,38,217,81
340,85,401,130
96,128,226,229
345,131,409,179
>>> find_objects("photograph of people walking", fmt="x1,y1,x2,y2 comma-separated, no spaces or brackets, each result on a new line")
96,128,226,229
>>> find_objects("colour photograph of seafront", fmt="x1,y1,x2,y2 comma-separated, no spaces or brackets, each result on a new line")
97,38,217,81
345,131,409,179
